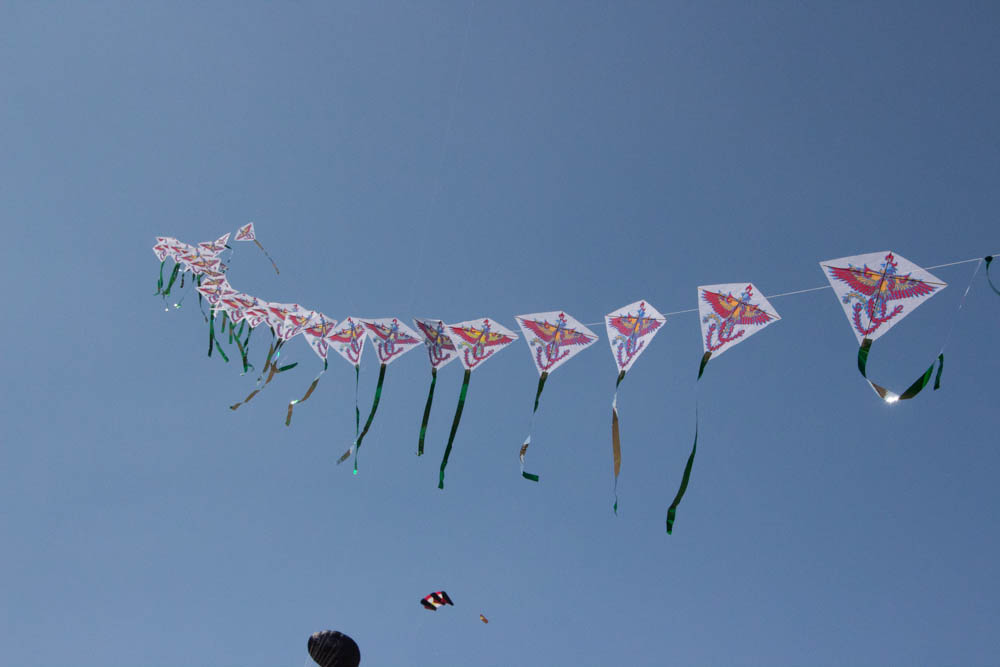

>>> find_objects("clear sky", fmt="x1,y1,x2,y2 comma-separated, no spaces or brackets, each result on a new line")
2,2,999,665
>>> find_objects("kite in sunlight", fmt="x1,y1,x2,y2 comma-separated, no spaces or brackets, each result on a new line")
821,251,946,402
667,283,779,535
437,318,518,490
235,222,280,274
514,311,597,482
285,311,339,426
420,590,454,611
337,318,423,472
604,300,665,513
413,318,459,456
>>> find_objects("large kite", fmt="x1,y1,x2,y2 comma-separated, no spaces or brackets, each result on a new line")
604,300,665,513
821,251,946,402
437,318,518,489
514,311,597,482
337,318,423,472
666,283,779,534
413,318,459,456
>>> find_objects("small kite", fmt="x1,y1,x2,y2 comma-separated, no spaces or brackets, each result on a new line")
285,311,339,426
235,222,279,274
821,251,947,402
666,283,779,535
514,311,597,482
604,300,666,513
420,591,454,611
438,318,519,490
479,614,489,624
337,318,423,472
413,318,459,456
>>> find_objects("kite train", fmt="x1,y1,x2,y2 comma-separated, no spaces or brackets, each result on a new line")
154,231,997,533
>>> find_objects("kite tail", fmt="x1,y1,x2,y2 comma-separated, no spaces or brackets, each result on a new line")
697,351,711,380
417,368,437,456
518,372,548,483
855,261,979,402
208,310,230,363
857,338,943,402
253,238,280,275
666,405,698,535
162,264,181,298
986,256,1000,297
286,359,327,426
156,260,166,294
229,340,295,410
438,369,471,490
336,365,362,465
231,323,253,374
611,370,625,514
338,364,387,473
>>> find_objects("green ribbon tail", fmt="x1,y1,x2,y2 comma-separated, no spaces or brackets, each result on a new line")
519,372,548,483
858,337,938,402
698,351,711,380
208,310,216,358
439,369,471,490
162,264,180,297
611,370,626,514
232,325,252,374
417,368,437,456
666,407,698,535
933,353,944,390
156,260,165,294
344,364,387,473
286,359,327,426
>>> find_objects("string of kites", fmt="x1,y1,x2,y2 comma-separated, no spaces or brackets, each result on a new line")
153,224,1000,534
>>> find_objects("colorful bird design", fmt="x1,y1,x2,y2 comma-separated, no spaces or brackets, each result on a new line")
328,318,368,365
414,318,457,368
701,284,774,352
520,312,597,372
363,318,422,363
450,319,517,369
606,301,662,370
827,252,939,337
197,232,230,255
234,222,256,242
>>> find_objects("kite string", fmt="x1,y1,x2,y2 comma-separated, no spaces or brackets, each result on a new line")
581,252,998,327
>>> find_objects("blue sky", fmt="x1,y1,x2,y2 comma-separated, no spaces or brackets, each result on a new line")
2,2,999,665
